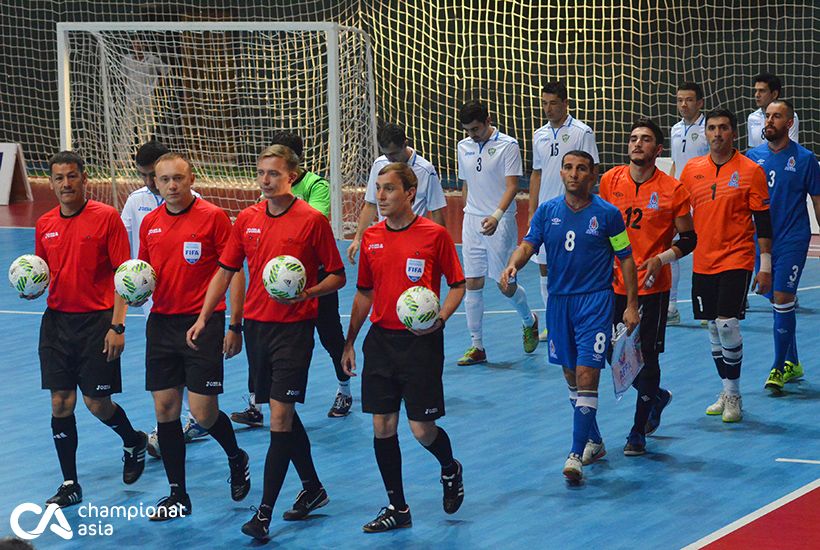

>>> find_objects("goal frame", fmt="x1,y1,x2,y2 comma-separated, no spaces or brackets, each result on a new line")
56,21,378,237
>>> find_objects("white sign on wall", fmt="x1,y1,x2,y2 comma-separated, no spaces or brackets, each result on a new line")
0,143,32,205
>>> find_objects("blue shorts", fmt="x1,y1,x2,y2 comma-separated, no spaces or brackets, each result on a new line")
765,247,808,299
546,289,613,369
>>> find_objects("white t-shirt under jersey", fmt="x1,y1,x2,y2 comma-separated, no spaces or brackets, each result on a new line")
670,115,709,180
364,149,446,219
747,108,799,149
532,115,599,203
457,128,523,218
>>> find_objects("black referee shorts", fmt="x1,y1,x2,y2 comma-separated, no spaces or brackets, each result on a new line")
614,291,669,355
39,308,122,398
245,319,314,404
692,269,751,320
146,313,224,394
361,324,445,422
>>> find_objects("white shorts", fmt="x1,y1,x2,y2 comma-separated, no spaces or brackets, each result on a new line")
461,213,518,282
530,244,548,265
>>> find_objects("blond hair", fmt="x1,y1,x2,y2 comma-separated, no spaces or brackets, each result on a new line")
377,162,418,191
258,144,300,171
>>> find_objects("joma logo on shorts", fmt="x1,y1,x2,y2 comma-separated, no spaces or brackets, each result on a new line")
205,381,222,387
425,408,438,414
286,390,301,396
96,385,111,391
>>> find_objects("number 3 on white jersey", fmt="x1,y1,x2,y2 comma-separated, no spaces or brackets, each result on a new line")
564,230,576,251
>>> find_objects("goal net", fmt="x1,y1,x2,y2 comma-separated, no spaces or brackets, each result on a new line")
57,22,377,237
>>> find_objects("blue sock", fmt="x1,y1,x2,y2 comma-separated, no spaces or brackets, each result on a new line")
772,302,795,372
568,384,601,442
571,391,598,456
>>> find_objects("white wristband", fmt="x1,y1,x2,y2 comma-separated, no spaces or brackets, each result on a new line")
759,252,772,273
657,248,677,266
491,208,504,222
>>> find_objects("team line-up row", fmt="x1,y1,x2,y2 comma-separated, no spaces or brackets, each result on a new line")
17,74,820,540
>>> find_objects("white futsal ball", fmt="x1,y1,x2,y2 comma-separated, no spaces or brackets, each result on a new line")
114,259,156,304
263,255,306,299
8,254,50,297
396,286,440,331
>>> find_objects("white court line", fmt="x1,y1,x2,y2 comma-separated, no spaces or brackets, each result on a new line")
776,458,820,465
682,478,820,549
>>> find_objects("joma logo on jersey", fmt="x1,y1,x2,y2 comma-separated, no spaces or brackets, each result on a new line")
246,228,261,235
406,258,425,282
785,156,796,172
728,171,740,188
137,206,153,212
147,228,162,235
183,242,201,264
44,232,59,239
367,243,384,250
585,216,599,236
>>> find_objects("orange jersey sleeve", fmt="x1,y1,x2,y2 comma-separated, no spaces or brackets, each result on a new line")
602,165,688,295
680,151,769,274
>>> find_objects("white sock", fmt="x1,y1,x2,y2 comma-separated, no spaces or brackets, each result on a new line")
722,377,740,396
540,275,549,312
669,258,679,310
249,392,257,408
509,285,535,326
337,379,351,397
465,288,484,349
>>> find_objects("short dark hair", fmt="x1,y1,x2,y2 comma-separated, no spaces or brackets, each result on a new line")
377,162,418,192
542,81,568,101
754,72,783,96
768,99,795,119
49,150,84,173
135,140,170,168
270,131,304,159
677,81,704,101
705,108,738,131
458,100,490,125
561,150,595,170
630,118,665,148
377,123,407,148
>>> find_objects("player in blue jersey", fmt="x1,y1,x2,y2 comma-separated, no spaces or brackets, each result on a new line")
746,100,820,392
502,150,639,482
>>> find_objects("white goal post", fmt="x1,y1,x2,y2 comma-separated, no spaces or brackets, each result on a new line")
56,21,378,238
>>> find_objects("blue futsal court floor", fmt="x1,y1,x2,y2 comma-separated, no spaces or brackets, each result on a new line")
0,227,818,548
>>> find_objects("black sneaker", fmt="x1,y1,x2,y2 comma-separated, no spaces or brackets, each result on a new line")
231,402,264,428
441,460,464,514
241,505,272,540
327,392,352,418
123,431,149,485
645,389,673,436
362,505,412,533
624,433,646,456
282,487,329,520
148,493,191,521
46,481,82,508
228,449,251,502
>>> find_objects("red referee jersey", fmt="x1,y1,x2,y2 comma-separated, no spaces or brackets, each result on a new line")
219,199,344,323
138,198,231,315
599,165,691,295
35,200,130,313
358,216,465,330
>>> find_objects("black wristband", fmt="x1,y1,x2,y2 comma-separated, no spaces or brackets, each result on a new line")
228,323,243,334
109,323,125,335
437,317,446,330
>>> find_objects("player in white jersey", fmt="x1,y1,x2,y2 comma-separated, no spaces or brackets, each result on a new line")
528,81,600,341
747,73,799,149
122,141,207,456
117,39,169,162
456,100,538,365
347,123,446,263
667,82,709,324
